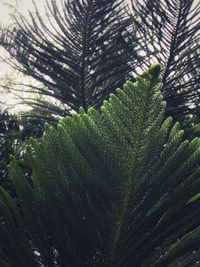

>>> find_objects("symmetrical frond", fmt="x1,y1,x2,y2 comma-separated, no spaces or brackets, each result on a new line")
0,65,200,266
131,0,200,120
0,0,140,120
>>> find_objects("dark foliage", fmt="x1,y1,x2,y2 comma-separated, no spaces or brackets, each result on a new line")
0,0,199,126
0,110,19,189
131,0,200,121
0,110,43,191
0,0,142,123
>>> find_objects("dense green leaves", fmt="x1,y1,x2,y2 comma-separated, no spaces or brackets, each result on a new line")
0,65,200,266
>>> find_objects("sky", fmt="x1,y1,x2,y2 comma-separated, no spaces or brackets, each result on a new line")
0,0,48,112
0,0,46,26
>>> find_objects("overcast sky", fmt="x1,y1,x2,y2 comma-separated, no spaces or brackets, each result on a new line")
0,0,47,111
0,0,199,26
0,0,47,26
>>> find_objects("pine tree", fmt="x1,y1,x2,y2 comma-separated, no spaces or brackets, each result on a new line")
0,65,200,266
130,0,200,120
0,0,140,124
0,0,199,126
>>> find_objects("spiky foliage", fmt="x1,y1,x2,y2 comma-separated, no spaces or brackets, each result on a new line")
0,0,140,123
0,65,200,266
131,0,200,120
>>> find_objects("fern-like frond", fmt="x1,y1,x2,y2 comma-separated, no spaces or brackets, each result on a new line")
0,0,140,120
0,65,200,266
131,0,200,121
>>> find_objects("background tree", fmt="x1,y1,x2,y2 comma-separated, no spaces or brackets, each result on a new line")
0,0,143,126
130,0,200,121
1,0,199,129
